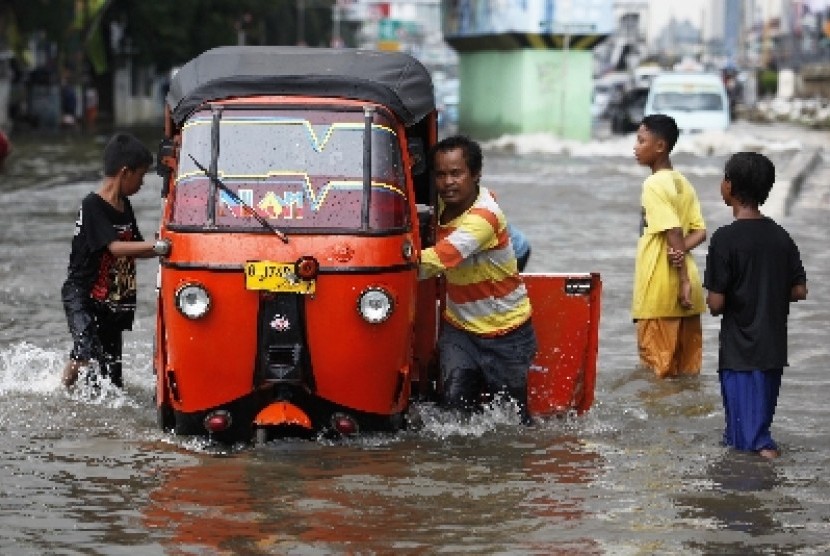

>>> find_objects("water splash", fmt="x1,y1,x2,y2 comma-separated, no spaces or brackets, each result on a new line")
0,341,144,410
0,341,65,395
410,397,527,440
482,122,817,159
62,366,141,409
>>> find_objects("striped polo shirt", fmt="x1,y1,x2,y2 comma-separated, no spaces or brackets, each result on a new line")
419,187,532,336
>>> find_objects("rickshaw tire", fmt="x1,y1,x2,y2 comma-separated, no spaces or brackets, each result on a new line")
390,412,406,432
173,412,204,436
157,404,175,432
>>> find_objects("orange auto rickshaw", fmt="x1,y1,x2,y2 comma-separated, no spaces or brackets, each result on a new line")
154,46,601,444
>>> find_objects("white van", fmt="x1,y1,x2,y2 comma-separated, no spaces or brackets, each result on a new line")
644,72,730,132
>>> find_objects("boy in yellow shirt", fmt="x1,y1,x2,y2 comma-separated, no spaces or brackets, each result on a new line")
632,114,707,378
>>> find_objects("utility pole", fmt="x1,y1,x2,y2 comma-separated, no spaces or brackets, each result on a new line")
81,0,89,130
560,32,570,138
332,2,342,48
297,0,306,45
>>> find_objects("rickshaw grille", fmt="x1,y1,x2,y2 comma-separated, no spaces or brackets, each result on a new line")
265,345,303,381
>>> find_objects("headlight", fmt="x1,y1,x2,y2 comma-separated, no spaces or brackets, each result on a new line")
357,287,394,324
175,283,211,319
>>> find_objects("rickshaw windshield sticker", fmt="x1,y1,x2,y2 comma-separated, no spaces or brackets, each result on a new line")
173,112,407,229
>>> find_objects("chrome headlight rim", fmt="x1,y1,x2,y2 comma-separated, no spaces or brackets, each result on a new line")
174,283,211,320
401,239,414,261
356,286,394,324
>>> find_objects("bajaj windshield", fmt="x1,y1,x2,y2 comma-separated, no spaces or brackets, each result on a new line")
171,108,408,231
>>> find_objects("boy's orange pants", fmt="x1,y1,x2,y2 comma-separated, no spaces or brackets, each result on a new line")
636,316,702,378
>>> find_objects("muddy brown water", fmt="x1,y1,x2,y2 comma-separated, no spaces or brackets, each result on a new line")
1,123,828,554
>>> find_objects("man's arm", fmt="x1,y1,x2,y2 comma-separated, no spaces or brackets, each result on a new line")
418,213,497,279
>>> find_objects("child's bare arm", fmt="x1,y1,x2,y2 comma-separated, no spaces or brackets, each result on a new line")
791,283,808,302
683,228,707,252
706,290,725,316
666,227,692,309
668,228,707,267
108,239,156,259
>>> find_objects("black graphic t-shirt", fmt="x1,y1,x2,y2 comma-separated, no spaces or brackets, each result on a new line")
63,192,144,326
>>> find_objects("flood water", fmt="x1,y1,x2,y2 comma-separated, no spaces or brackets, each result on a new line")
1,122,828,555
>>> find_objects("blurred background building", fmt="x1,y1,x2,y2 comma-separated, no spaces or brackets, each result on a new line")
1,0,829,134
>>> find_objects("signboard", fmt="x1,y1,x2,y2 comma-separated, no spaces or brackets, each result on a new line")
378,18,403,41
443,0,613,38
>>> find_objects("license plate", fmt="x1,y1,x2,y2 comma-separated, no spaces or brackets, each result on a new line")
244,261,316,294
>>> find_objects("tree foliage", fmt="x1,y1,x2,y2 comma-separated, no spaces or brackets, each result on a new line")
6,0,337,72
107,0,336,71
3,0,76,58
4,0,75,44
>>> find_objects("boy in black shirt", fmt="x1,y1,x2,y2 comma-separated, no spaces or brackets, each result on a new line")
61,133,165,388
703,152,808,459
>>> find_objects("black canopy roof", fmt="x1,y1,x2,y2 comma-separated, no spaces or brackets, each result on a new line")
166,46,435,127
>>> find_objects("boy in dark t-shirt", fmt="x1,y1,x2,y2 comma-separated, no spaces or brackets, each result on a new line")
61,133,167,388
703,152,808,459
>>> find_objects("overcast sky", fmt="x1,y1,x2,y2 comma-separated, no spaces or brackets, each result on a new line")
646,0,706,39
647,0,830,39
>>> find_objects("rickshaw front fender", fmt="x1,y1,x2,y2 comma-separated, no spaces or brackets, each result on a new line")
253,401,313,430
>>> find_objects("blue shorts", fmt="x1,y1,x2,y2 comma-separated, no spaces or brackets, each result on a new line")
437,319,537,410
719,368,783,452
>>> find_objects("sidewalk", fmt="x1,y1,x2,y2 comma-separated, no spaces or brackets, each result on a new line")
789,149,830,214
764,146,823,220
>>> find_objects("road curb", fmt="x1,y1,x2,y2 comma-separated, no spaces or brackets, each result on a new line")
764,147,823,219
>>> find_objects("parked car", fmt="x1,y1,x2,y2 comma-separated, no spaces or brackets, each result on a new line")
634,65,661,89
644,72,730,132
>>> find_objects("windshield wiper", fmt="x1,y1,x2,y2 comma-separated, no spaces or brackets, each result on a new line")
188,154,288,243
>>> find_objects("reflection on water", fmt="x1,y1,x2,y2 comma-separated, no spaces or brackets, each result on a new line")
1,125,829,554
141,427,605,555
676,453,788,554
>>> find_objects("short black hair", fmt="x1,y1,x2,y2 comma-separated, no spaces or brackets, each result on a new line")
640,114,680,152
724,151,775,206
103,132,153,177
431,134,482,175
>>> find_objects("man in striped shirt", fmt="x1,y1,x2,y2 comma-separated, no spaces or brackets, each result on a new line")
419,135,537,423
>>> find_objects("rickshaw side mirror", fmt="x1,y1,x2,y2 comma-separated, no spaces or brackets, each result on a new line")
157,138,175,197
408,138,426,176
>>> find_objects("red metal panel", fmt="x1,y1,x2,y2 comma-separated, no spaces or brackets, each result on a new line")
524,273,602,416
